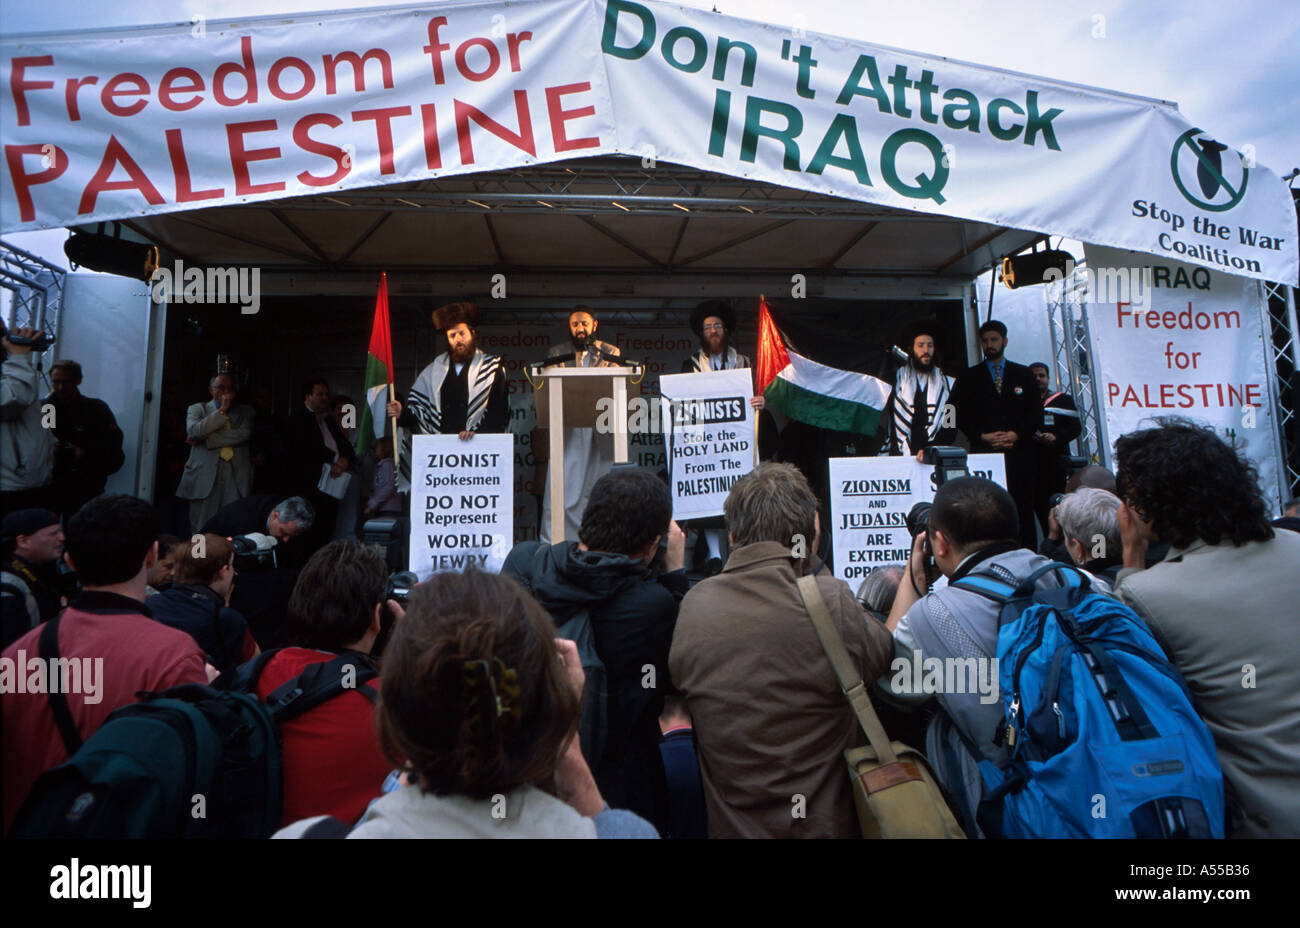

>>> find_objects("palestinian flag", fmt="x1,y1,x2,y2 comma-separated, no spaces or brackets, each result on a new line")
756,297,890,435
356,272,393,455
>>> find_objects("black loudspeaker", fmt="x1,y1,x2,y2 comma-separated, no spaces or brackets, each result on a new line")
1001,249,1076,289
64,229,159,281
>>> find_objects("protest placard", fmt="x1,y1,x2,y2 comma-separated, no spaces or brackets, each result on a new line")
408,433,513,579
659,368,756,521
829,453,1006,584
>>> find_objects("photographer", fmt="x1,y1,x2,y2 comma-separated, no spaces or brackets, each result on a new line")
1,326,55,513
504,468,685,834
884,476,1068,835
202,493,314,544
147,534,258,677
245,539,404,827
1,508,66,648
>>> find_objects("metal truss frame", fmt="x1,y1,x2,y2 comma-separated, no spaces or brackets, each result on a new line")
0,239,67,394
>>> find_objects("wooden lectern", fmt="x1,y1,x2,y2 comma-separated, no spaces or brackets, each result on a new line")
532,365,642,542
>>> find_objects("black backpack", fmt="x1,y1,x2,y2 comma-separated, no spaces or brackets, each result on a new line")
10,621,377,839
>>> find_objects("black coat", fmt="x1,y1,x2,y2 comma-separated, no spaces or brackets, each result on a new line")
503,540,686,833
201,493,280,537
952,359,1043,458
282,407,355,497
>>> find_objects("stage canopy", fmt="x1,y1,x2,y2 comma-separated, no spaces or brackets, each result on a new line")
3,0,1296,286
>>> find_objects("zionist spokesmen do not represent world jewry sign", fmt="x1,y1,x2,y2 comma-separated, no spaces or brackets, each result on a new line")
409,434,513,580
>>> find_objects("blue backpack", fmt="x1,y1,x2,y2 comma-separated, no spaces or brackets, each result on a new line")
950,564,1225,838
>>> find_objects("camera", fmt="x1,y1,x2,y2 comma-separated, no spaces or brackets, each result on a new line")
1048,492,1066,510
386,570,418,606
905,501,932,539
0,320,54,351
362,516,410,573
920,445,969,486
230,532,278,570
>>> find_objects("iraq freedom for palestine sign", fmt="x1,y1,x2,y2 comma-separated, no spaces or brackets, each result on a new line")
1083,244,1285,510
409,434,513,579
659,368,757,520
829,454,1007,584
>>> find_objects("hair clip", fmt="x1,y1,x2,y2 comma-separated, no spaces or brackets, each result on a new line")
462,658,522,734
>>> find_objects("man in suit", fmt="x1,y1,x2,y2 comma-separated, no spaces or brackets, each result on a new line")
45,360,125,519
1114,420,1300,837
201,493,314,543
951,320,1043,546
176,373,254,533
1028,361,1082,533
284,377,355,556
536,306,622,543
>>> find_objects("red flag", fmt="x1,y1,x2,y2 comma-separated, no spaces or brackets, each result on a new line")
755,296,790,395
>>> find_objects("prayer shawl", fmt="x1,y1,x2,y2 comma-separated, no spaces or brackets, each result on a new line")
398,350,502,491
687,346,751,372
890,365,952,455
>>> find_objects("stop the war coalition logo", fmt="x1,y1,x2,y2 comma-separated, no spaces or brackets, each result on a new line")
1130,129,1287,276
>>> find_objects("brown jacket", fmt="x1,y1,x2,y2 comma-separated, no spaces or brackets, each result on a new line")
668,542,894,837
1116,532,1300,838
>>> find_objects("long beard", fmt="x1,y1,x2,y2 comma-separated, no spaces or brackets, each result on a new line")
450,341,475,363
910,356,934,374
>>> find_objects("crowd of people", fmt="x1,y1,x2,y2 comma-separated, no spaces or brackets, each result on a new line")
4,308,1300,839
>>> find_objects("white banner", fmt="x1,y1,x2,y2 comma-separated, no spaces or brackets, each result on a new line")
1083,245,1283,511
408,433,513,579
2,0,1295,285
829,453,1007,584
658,368,756,520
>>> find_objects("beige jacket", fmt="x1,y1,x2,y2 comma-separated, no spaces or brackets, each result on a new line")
1116,532,1300,837
669,541,894,837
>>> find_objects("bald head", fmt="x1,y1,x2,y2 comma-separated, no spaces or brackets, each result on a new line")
1066,464,1117,495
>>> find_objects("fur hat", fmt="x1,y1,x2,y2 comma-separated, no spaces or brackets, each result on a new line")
690,300,735,337
432,301,480,331
900,318,941,350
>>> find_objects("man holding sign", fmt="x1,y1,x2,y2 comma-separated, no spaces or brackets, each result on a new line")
388,302,510,491
677,301,765,572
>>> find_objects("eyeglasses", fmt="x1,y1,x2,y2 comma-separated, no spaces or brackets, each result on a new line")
702,323,726,332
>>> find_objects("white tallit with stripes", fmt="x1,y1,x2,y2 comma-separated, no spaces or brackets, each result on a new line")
891,365,952,455
397,350,502,491
687,345,750,372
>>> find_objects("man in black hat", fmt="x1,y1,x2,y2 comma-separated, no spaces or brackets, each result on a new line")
879,321,958,460
682,301,755,379
387,301,509,443
679,301,769,571
387,301,510,498
1,508,66,648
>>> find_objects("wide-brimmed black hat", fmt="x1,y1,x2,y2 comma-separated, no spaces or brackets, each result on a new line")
690,300,735,336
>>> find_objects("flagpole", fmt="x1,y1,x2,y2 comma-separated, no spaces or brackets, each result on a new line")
388,380,398,463
754,295,765,466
